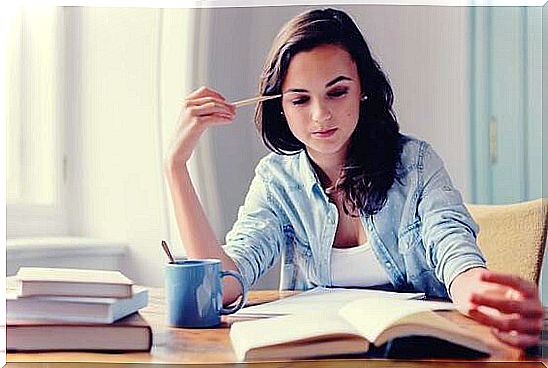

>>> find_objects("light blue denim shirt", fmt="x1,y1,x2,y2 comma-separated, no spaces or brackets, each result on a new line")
223,135,486,298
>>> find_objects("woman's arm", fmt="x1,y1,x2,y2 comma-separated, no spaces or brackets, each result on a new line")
165,164,243,305
417,142,542,348
165,86,242,305
417,142,486,292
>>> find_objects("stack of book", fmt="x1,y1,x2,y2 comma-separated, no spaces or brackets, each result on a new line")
6,267,152,352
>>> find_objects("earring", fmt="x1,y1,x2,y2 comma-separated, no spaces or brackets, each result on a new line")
280,111,285,116
360,95,368,101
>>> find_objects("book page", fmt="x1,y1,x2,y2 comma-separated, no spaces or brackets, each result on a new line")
233,287,425,317
6,276,20,299
338,298,457,343
230,310,362,361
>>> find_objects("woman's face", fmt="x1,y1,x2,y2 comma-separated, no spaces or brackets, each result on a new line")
281,44,362,163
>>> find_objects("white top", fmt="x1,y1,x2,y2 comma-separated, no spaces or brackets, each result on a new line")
330,242,391,287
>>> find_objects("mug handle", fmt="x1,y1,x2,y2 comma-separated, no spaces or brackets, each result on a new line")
219,270,248,315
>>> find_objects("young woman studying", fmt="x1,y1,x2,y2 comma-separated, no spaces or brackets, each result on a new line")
165,8,543,348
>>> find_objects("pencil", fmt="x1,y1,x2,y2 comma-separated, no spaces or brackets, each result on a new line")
232,94,282,107
179,94,282,109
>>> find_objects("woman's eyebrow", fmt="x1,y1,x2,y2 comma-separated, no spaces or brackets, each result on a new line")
283,75,353,94
283,87,308,94
325,75,353,87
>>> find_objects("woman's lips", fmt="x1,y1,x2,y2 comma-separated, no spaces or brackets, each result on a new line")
312,128,337,138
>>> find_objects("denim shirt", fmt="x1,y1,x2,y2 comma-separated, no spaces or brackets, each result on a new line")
223,135,486,298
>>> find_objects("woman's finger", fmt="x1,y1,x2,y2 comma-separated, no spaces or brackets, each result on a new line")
492,329,541,348
187,102,235,118
185,86,226,101
200,113,235,126
184,97,235,113
480,271,538,298
468,308,543,335
470,293,543,318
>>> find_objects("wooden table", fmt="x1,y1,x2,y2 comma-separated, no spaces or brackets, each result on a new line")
6,289,547,367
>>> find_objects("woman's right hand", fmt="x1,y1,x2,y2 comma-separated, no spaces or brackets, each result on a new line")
166,86,236,168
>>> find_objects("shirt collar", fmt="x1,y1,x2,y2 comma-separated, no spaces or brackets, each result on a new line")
298,150,323,197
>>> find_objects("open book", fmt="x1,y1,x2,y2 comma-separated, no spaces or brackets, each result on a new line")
230,297,519,361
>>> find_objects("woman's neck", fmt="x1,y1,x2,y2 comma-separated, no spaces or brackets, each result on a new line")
306,148,346,188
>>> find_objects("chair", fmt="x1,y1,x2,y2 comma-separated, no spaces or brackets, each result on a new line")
465,198,548,285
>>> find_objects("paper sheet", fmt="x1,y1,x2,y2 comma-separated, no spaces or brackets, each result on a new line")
233,287,428,317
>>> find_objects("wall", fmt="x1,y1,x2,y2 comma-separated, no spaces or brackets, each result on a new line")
350,5,470,197
6,238,127,276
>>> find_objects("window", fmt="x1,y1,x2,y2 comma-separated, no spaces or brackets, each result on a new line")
6,7,66,237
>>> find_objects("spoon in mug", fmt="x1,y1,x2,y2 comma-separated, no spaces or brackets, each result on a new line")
161,240,176,264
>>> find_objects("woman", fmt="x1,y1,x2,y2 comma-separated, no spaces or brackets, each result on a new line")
165,8,542,348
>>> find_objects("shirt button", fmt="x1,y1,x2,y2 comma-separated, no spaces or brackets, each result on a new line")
385,262,392,268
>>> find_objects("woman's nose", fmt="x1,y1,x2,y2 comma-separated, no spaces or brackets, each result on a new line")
310,100,332,123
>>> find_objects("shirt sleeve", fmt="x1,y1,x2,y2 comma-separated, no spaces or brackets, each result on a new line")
417,143,487,295
222,165,286,290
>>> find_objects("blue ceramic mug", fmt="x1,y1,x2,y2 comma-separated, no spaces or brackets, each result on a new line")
165,259,248,328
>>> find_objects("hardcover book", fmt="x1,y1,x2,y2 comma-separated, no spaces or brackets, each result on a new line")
7,277,148,324
230,297,520,361
15,267,134,298
7,312,152,352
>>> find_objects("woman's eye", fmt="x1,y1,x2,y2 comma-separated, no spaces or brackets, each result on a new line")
328,88,348,98
291,96,309,105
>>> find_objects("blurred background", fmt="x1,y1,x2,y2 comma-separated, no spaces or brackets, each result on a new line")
4,5,546,298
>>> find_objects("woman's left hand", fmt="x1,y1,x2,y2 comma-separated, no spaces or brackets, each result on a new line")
450,267,544,348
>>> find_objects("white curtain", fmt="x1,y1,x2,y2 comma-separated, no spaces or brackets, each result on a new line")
6,6,67,238
158,8,224,256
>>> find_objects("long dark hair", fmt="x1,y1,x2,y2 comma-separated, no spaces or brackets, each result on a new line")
255,8,403,217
